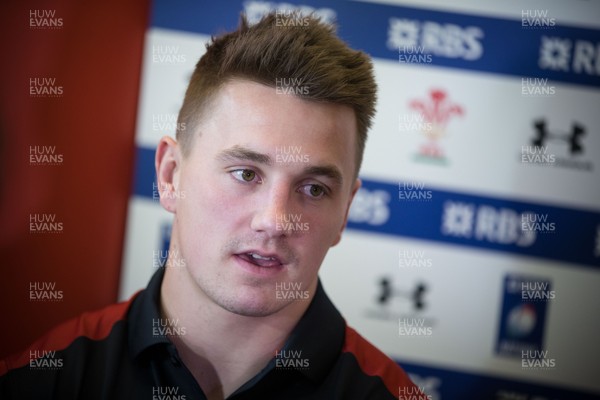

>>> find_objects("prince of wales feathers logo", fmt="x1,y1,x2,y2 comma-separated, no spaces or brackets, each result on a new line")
410,89,464,164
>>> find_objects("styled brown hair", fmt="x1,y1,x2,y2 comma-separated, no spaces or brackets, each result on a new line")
176,11,377,175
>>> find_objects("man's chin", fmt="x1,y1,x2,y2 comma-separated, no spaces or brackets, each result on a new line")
218,299,288,318
212,287,292,318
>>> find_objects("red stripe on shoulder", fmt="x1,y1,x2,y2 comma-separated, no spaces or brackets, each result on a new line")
0,292,140,376
342,325,425,398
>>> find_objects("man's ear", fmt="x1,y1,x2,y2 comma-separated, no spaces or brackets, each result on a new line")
331,178,361,247
155,136,182,214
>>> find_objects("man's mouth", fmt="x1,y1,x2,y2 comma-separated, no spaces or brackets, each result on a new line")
236,252,284,268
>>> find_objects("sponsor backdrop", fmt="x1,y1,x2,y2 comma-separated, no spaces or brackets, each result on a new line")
120,1,600,399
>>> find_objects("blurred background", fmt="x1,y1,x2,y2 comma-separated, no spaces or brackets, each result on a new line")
1,0,599,398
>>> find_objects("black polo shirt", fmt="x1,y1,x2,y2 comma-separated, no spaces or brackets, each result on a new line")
1,268,425,399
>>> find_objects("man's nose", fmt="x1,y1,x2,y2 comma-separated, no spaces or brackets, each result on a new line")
250,183,295,238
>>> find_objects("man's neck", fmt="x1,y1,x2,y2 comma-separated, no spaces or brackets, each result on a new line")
159,265,314,399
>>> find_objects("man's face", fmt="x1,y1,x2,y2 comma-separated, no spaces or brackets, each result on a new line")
163,80,359,317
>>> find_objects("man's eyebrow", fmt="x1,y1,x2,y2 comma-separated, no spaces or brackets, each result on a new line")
217,145,344,185
217,145,272,165
302,165,344,186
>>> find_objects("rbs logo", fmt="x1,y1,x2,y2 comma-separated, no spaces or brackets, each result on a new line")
388,17,484,61
348,188,390,226
539,35,600,76
441,201,536,247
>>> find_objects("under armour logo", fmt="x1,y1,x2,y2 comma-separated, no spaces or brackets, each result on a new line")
377,277,427,311
532,119,585,155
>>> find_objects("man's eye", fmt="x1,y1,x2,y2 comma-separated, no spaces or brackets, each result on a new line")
300,184,326,198
232,169,258,182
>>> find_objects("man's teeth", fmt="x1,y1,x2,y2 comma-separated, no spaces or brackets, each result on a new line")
250,253,275,261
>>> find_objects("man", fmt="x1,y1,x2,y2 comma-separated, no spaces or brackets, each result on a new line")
1,12,425,399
